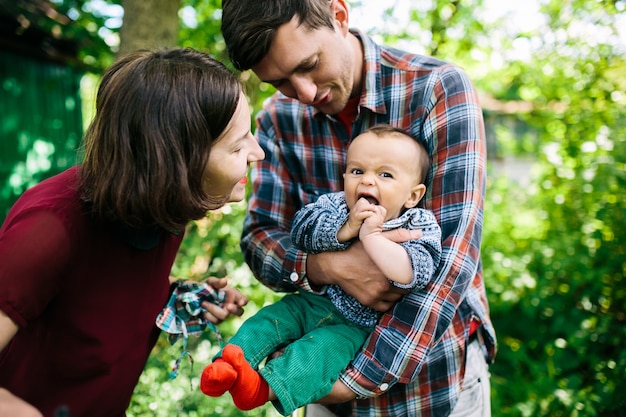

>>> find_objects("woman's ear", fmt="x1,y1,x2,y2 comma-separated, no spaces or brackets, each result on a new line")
404,184,426,209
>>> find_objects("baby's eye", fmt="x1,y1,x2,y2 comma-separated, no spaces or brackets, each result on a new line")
380,172,393,178
350,168,363,175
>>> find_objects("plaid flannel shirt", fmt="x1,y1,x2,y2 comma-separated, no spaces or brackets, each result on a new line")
241,29,497,416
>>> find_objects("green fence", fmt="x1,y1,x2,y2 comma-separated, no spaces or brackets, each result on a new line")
0,49,84,221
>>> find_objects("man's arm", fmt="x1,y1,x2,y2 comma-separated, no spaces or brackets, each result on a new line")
240,124,310,293
306,232,419,312
337,65,487,397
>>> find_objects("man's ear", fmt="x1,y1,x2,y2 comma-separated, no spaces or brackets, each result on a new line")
331,0,350,33
404,184,426,209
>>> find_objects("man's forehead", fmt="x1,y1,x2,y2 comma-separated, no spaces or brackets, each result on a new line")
252,18,323,81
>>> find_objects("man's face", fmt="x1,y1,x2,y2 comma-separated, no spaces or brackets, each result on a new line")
251,16,358,115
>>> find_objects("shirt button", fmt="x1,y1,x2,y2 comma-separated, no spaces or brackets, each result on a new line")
289,272,299,282
380,383,389,391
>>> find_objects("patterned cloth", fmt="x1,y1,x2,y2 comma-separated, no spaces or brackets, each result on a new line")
241,29,497,416
156,280,226,379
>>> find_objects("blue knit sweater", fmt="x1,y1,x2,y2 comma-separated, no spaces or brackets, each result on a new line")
291,191,442,327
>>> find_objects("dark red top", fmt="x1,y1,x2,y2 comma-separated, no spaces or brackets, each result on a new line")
0,167,184,417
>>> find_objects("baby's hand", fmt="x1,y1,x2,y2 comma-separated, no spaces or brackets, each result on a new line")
338,198,377,242
348,198,378,227
359,203,386,239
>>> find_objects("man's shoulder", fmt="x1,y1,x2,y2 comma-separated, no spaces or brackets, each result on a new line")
379,45,467,79
357,29,453,72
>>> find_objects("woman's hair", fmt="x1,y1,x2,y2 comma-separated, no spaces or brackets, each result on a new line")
222,0,335,71
80,48,242,232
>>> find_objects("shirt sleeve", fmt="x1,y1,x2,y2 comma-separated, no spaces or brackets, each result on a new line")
340,65,487,396
290,192,351,254
391,209,442,291
0,208,72,326
240,111,317,293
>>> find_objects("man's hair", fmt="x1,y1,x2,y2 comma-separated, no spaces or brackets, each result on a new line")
221,0,335,71
360,125,432,184
80,48,242,232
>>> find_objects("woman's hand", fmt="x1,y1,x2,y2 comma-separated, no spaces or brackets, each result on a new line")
201,277,248,324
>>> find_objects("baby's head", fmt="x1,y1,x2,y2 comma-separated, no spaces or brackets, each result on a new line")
343,125,431,220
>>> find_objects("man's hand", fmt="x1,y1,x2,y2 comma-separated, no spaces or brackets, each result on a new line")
306,228,420,311
0,388,42,417
201,277,248,325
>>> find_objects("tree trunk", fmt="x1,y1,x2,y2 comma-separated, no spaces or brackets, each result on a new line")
118,0,181,57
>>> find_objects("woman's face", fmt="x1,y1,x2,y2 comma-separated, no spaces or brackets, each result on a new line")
203,92,265,205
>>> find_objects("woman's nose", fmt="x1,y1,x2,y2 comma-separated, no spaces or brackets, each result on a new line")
251,141,265,162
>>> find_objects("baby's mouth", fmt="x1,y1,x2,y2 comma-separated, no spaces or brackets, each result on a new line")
359,194,379,205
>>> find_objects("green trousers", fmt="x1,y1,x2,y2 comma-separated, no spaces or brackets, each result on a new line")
225,290,372,416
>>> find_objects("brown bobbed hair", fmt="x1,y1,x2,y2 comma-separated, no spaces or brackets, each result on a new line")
222,0,335,71
80,48,242,232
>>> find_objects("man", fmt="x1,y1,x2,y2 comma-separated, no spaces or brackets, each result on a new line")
221,1,497,416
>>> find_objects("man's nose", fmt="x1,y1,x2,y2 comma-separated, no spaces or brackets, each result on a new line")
290,76,317,105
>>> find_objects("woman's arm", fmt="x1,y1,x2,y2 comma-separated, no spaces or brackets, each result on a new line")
0,311,40,417
0,309,18,353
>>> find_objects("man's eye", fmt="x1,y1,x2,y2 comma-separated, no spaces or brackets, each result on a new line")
301,60,318,72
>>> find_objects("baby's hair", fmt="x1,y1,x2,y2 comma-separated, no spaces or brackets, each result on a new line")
356,125,431,184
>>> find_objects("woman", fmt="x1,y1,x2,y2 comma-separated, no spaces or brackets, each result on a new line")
0,47,264,417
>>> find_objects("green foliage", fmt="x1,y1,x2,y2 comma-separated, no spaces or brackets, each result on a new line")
481,1,626,412
484,115,626,416
49,0,122,71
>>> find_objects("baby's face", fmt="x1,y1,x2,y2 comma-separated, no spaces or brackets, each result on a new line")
343,131,425,221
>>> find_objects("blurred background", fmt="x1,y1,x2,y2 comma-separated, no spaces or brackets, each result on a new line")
1,0,624,415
